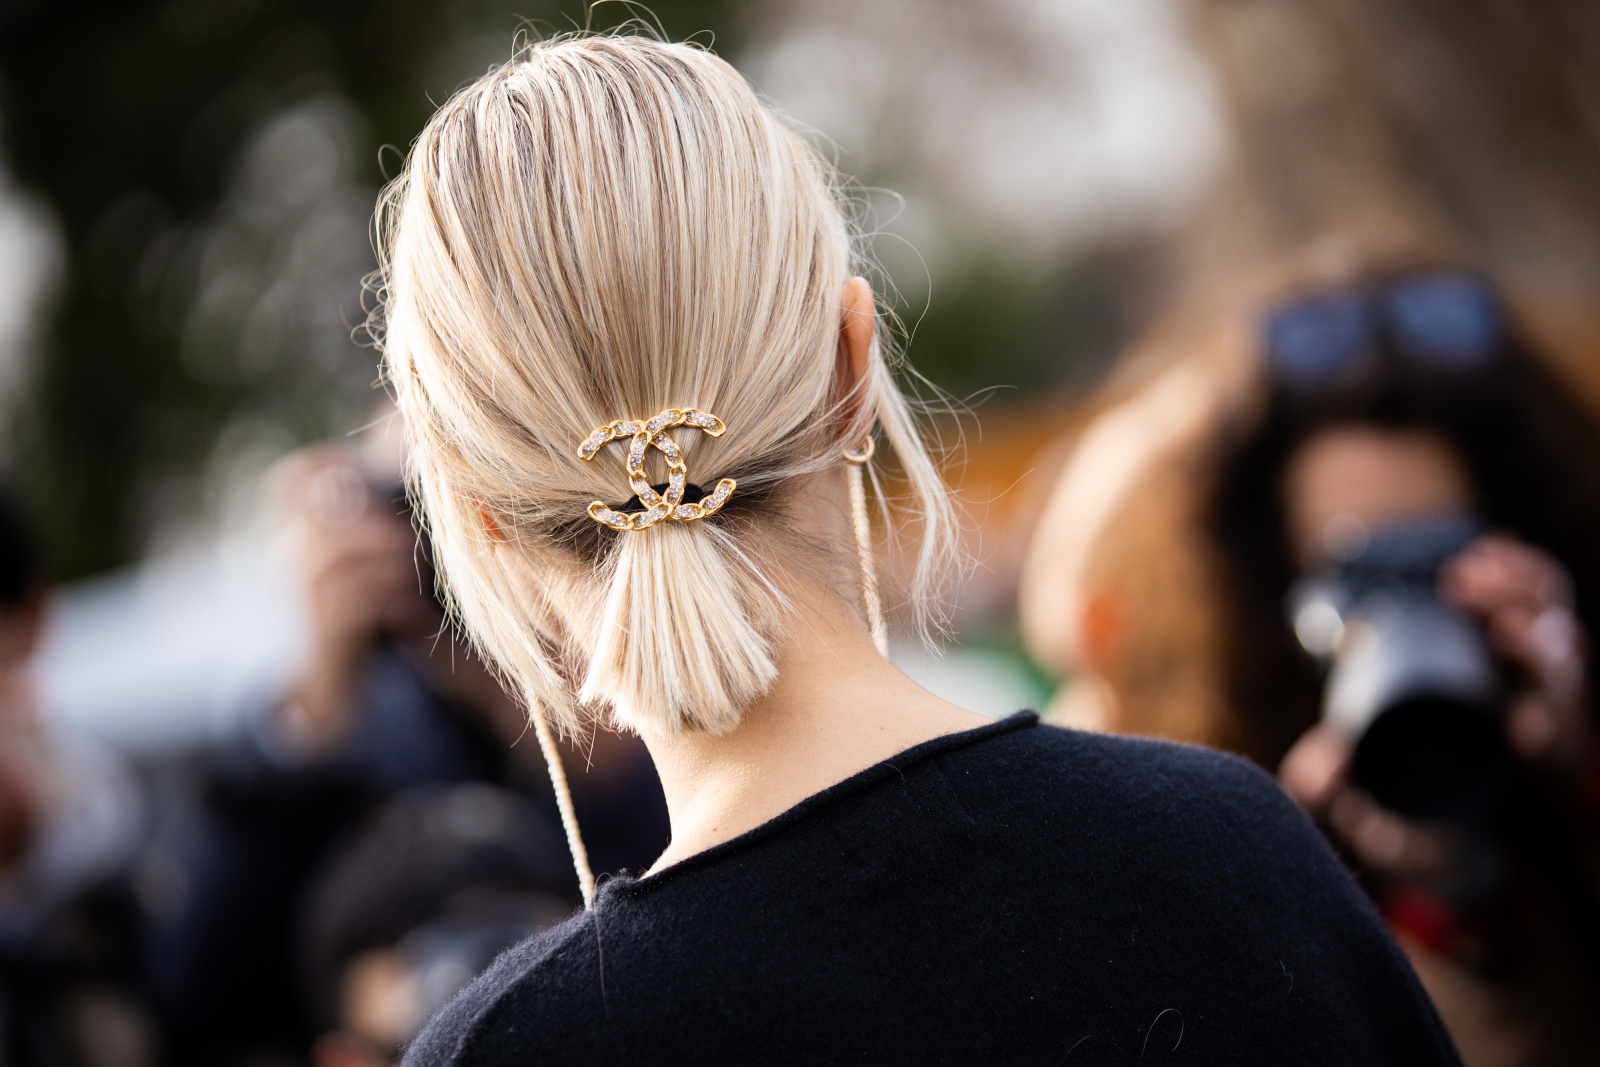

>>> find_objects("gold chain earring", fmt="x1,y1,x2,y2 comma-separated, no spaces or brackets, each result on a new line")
844,437,889,657
528,703,596,907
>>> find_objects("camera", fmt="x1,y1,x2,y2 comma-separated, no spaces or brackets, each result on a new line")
1288,516,1512,824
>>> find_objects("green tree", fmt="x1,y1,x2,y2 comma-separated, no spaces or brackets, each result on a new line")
0,0,737,579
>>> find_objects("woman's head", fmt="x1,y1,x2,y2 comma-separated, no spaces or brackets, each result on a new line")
1215,263,1600,586
375,34,956,737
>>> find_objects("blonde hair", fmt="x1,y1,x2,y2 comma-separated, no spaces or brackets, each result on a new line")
374,34,958,739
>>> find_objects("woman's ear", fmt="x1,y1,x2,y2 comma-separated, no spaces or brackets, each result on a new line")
834,277,876,426
478,504,507,542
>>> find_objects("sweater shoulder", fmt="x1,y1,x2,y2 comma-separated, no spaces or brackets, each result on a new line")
400,907,599,1067
996,720,1297,812
991,723,1334,867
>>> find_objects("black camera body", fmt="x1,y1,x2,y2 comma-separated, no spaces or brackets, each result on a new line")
1288,516,1512,824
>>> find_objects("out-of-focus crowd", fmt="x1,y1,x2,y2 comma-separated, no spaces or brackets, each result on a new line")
0,424,670,1066
5,245,1600,1067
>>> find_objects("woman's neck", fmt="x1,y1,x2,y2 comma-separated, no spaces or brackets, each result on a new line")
639,581,986,874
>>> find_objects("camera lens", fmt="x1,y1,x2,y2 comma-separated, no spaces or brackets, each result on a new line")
1292,516,1512,828
1350,694,1511,822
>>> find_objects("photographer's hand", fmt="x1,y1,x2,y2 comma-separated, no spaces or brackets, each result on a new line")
1440,535,1591,775
1280,724,1458,885
282,459,438,754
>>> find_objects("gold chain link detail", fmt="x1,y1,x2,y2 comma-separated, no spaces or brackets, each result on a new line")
575,408,737,531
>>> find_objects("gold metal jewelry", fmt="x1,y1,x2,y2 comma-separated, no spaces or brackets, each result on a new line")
843,435,889,656
842,436,876,465
576,408,737,531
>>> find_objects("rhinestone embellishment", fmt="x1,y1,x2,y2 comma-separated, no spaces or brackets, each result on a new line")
576,408,737,531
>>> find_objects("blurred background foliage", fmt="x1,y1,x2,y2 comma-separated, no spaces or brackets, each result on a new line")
0,0,744,580
3,0,1599,585
0,0,1219,583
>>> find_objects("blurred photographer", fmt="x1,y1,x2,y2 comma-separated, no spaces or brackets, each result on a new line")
1222,264,1600,1062
1214,268,1599,869
1025,255,1600,1064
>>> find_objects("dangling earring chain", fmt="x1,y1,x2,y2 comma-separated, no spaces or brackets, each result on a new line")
844,437,889,657
530,704,596,907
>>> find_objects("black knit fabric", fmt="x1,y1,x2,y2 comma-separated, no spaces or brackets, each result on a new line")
404,713,1460,1065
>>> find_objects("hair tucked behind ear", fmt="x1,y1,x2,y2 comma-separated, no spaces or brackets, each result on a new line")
375,33,958,736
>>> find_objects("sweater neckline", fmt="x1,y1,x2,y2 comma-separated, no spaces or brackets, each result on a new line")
599,710,1039,900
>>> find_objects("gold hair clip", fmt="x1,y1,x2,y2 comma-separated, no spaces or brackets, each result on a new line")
576,408,737,531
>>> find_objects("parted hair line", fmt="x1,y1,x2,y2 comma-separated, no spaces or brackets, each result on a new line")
375,32,960,736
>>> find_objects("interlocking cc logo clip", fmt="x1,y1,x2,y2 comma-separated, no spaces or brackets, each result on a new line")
576,408,737,531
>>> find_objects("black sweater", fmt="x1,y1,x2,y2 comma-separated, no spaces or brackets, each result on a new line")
404,713,1460,1065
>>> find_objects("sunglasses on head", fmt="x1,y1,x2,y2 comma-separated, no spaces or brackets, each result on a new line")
1263,271,1506,389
